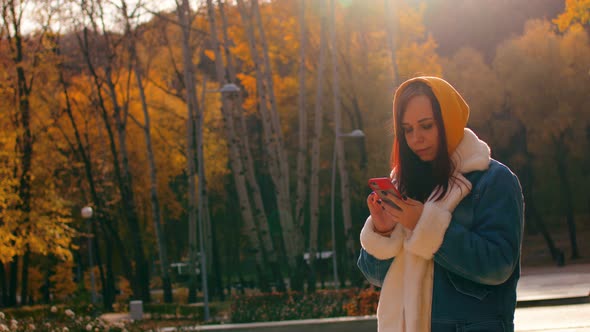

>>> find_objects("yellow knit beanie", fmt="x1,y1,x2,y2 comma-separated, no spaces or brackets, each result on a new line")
393,76,470,155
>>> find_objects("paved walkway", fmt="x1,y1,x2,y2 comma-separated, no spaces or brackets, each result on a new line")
515,303,590,331
518,263,590,303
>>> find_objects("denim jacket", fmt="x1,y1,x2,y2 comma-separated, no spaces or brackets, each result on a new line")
358,159,524,332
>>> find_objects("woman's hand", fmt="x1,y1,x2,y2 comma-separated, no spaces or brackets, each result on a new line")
379,192,424,231
367,192,397,234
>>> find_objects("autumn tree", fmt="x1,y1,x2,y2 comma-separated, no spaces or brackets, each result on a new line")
494,20,590,259
0,0,77,306
442,47,565,265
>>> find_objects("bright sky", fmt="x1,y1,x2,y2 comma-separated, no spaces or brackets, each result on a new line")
19,0,182,35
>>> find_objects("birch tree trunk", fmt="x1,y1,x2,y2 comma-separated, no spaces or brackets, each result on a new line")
198,79,222,299
217,0,284,291
205,0,270,291
330,0,355,284
176,0,202,302
295,0,308,258
308,0,328,293
384,0,400,86
238,0,305,291
122,1,173,302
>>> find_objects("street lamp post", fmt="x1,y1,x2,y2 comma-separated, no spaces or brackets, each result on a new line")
197,83,240,320
81,206,97,305
330,129,365,289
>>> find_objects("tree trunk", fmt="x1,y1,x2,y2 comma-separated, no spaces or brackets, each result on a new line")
217,0,284,291
520,156,563,265
103,235,116,310
104,68,151,302
251,0,290,188
5,2,35,305
521,158,563,265
295,0,309,260
308,0,328,293
58,63,121,310
90,222,107,306
206,0,270,292
123,5,173,302
198,79,215,288
330,0,355,285
78,1,151,301
586,125,590,233
554,134,580,259
384,0,400,86
20,250,30,305
0,263,6,306
9,259,18,306
239,0,306,291
196,77,225,300
177,0,201,303
209,208,224,300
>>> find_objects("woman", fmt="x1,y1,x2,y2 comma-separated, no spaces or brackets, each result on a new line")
357,76,524,332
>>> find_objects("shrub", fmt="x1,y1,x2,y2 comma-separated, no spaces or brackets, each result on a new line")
0,306,132,331
344,287,380,316
230,289,358,323
143,303,218,321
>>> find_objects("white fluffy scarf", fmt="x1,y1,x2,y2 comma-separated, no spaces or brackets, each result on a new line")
360,129,491,332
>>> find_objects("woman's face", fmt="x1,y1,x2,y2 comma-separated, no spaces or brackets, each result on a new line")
401,95,440,162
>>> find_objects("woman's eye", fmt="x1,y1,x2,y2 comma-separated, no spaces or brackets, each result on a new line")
403,127,412,134
422,123,433,130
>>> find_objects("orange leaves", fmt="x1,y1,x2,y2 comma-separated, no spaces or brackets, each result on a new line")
395,36,442,82
0,135,22,264
50,260,78,301
237,72,258,112
554,0,590,32
204,49,216,62
492,17,590,157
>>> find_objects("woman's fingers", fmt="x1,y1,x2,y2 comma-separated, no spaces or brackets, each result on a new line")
381,200,402,218
367,193,381,214
388,194,406,209
404,196,422,206
367,192,398,229
368,193,387,218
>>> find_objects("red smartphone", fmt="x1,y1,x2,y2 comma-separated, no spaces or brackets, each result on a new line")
368,177,403,209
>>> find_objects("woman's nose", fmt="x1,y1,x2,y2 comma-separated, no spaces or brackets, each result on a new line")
409,131,423,144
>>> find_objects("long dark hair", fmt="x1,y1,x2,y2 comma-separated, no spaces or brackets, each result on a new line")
390,81,454,202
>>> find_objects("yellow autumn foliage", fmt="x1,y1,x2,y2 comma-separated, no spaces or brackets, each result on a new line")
554,0,590,31
50,260,78,301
